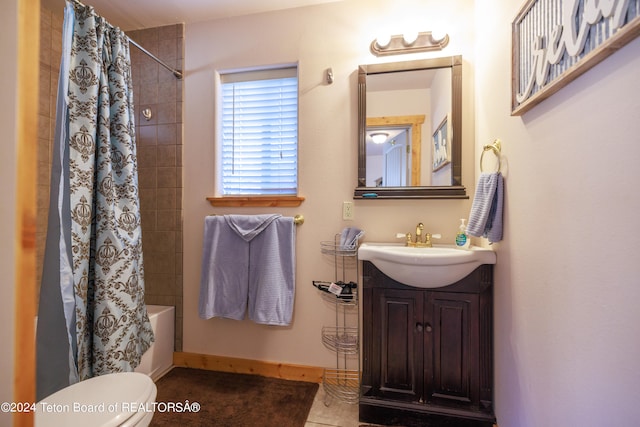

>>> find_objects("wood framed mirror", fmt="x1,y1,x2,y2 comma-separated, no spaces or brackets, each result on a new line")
354,55,467,199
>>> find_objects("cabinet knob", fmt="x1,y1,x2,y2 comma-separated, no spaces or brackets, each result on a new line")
416,323,433,332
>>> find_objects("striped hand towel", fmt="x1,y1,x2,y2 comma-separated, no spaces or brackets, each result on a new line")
339,227,365,249
467,172,504,244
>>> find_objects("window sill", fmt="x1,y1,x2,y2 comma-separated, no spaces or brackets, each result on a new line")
206,196,305,207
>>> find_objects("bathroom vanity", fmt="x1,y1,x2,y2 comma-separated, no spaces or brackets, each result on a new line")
360,260,496,427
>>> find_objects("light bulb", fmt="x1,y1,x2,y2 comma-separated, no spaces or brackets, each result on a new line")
403,31,419,46
431,29,448,43
370,132,389,144
375,34,391,49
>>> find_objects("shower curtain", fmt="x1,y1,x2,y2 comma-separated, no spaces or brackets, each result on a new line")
37,1,153,400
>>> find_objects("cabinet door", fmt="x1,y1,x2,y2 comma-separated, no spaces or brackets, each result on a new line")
425,291,479,406
373,288,423,402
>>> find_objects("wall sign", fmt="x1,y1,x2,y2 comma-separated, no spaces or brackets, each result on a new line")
512,0,640,115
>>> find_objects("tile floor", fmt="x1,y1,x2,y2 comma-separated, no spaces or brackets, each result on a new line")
304,388,498,427
304,385,362,427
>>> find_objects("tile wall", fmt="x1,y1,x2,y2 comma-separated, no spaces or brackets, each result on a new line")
36,6,62,294
130,24,185,351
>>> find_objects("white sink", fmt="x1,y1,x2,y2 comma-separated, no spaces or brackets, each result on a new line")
358,243,496,288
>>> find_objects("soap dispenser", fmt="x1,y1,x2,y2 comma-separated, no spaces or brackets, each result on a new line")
455,218,471,250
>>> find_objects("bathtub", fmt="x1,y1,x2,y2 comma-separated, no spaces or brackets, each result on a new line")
35,304,174,380
135,304,175,380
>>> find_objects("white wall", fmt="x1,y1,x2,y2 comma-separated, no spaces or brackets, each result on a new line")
475,1,640,426
0,0,18,424
183,0,476,368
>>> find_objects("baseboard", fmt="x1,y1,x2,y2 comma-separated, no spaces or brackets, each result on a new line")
173,352,324,384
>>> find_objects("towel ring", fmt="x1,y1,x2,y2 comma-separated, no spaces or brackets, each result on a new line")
480,139,501,173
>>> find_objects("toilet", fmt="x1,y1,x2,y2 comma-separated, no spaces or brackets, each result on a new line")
35,372,157,427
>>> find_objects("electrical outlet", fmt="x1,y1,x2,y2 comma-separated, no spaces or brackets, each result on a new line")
342,201,354,220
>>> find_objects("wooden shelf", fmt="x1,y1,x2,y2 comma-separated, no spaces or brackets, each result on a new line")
206,196,305,207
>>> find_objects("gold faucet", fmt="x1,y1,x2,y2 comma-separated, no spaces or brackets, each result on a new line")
405,223,435,247
416,222,424,241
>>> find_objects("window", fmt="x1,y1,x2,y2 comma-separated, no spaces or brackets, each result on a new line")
218,66,298,196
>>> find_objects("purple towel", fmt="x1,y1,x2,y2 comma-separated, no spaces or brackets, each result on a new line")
198,216,250,321
225,214,281,242
198,214,296,326
467,172,504,244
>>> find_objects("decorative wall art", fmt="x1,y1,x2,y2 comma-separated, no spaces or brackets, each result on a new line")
512,0,640,115
432,117,449,171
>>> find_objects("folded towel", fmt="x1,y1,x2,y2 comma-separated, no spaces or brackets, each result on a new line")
199,216,249,321
224,214,281,242
247,216,295,326
199,215,296,326
339,227,365,249
467,172,504,244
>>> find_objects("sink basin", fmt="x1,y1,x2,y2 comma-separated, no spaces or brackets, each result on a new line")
358,243,496,288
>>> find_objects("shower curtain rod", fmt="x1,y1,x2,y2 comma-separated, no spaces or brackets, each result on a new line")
70,0,183,80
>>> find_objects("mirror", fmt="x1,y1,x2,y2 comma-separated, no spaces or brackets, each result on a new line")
355,55,467,199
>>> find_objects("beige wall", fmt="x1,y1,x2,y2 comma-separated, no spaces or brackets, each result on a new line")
475,1,640,426
183,0,476,367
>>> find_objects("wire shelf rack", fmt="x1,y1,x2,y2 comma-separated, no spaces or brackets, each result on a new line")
321,326,359,354
323,368,360,404
317,232,361,406
320,241,359,257
312,281,358,306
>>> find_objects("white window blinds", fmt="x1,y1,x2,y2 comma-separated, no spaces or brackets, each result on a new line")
220,66,298,195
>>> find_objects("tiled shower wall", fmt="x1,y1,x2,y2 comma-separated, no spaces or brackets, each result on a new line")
36,6,184,351
36,7,62,294
129,24,185,351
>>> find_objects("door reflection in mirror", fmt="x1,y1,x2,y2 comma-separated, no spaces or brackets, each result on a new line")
366,67,451,187
366,127,410,187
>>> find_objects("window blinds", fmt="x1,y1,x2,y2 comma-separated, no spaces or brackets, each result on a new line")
220,67,298,195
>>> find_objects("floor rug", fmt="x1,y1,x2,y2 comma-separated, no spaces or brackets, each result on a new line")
150,367,319,427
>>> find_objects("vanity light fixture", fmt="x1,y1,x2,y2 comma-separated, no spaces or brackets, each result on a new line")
370,31,450,57
370,132,389,144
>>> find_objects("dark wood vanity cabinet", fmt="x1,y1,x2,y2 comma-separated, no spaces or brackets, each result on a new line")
360,261,495,427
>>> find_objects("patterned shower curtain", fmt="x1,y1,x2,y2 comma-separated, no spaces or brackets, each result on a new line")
37,1,153,399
